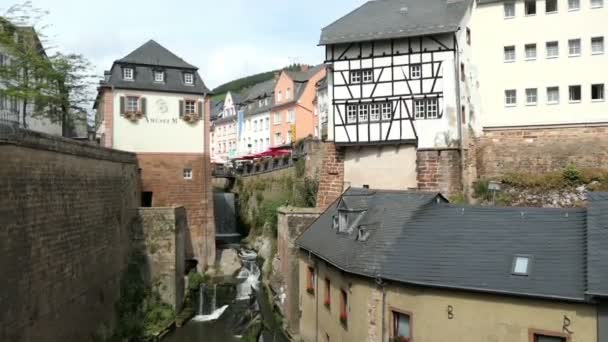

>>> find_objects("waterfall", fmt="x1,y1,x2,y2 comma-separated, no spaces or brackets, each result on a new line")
193,282,228,322
212,284,217,313
198,283,205,315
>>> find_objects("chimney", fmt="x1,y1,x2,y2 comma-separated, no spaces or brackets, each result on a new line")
300,65,309,72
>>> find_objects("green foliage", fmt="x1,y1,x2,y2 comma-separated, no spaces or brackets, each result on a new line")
187,271,206,292
562,164,582,185
501,165,608,190
449,193,467,204
472,178,492,201
241,321,263,342
292,176,319,207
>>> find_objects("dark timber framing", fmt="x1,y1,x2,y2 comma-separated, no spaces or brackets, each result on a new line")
327,35,455,145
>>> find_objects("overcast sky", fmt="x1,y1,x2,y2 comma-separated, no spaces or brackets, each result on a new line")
5,0,366,89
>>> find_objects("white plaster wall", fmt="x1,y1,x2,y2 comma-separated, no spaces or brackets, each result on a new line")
238,111,270,156
112,90,205,153
343,145,418,190
469,0,608,128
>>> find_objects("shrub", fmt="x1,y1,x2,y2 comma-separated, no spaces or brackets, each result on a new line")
187,271,206,292
472,178,491,201
562,164,582,185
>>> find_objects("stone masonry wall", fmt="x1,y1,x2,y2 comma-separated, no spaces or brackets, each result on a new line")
275,207,323,335
0,129,140,342
476,126,608,179
315,142,345,209
134,207,186,312
417,148,463,198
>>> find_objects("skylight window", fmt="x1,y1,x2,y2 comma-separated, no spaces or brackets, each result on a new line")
512,255,532,276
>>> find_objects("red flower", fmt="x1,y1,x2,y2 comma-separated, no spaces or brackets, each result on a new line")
324,299,331,307
339,312,348,325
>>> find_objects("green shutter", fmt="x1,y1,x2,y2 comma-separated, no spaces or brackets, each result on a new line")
197,101,203,116
141,97,147,115
179,100,184,117
120,96,125,114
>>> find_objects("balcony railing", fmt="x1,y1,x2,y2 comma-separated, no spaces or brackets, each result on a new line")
0,110,21,137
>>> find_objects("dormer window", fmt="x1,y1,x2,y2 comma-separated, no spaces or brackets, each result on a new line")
184,72,194,85
332,215,339,230
512,255,532,276
154,70,164,83
338,211,348,233
123,67,134,80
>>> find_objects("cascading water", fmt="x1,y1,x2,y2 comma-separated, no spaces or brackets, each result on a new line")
193,283,228,322
236,249,260,300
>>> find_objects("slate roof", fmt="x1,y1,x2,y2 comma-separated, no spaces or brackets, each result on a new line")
241,79,276,116
586,192,608,297
273,64,325,108
319,0,473,45
297,188,594,302
101,40,210,95
210,100,224,121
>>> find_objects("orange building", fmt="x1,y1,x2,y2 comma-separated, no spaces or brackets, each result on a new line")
270,65,326,146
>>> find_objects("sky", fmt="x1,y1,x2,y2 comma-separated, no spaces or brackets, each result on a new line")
4,0,367,90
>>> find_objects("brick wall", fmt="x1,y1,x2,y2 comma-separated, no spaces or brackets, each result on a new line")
137,153,215,267
417,148,463,198
316,142,345,209
475,126,608,179
0,129,139,342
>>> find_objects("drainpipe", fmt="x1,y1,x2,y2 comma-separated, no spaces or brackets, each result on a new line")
376,277,386,342
315,259,319,342
454,30,466,197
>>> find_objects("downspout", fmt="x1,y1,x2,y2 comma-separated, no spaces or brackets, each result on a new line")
377,277,386,342
315,259,319,342
203,91,209,268
454,30,466,197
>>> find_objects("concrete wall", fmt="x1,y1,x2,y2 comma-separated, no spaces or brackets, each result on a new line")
343,145,418,190
0,129,140,342
134,207,186,312
276,207,323,334
299,254,597,342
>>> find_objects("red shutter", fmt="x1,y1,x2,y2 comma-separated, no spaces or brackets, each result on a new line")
120,96,125,114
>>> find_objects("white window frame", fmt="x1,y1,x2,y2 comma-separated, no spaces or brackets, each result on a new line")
568,0,581,10
592,84,605,102
381,102,392,121
504,2,516,18
546,41,559,58
126,96,139,112
183,168,193,180
426,98,438,119
504,46,516,62
287,110,295,123
185,100,197,114
358,104,369,122
591,0,604,8
592,37,605,55
350,70,362,84
569,85,582,103
184,73,194,85
410,64,421,79
414,99,425,119
512,255,531,276
362,69,373,83
154,70,164,82
123,67,134,80
274,112,281,124
547,86,560,104
525,44,537,60
347,105,357,123
505,90,517,107
568,39,581,57
275,133,281,144
546,0,558,12
370,104,380,121
526,88,538,105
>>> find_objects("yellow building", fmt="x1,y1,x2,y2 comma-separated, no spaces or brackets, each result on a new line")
295,189,608,342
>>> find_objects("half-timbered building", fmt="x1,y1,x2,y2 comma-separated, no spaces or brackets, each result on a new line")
319,0,472,194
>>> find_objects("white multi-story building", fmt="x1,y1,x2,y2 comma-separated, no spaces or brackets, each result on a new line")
314,76,329,139
238,79,274,156
212,91,241,163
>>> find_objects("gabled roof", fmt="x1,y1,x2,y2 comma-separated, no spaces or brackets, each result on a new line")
586,192,608,297
319,0,473,45
297,188,592,302
117,40,197,69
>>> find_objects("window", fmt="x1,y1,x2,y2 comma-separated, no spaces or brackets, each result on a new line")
265,98,269,106
370,104,380,121
392,311,411,341
350,70,362,84
259,99,263,107
265,118,269,130
381,102,392,120
460,63,466,81
410,64,421,79
306,267,315,294
324,278,331,308
546,0,558,12
184,72,194,85
525,0,537,14
592,84,605,101
183,168,193,180
274,112,281,124
277,91,282,102
533,334,566,342
339,289,348,326
526,88,538,105
185,100,196,114
547,86,560,104
569,0,580,9
123,67,134,80
362,69,373,83
592,0,604,8
569,85,582,102
568,39,581,56
347,105,357,123
253,120,258,132
512,255,531,275
126,96,139,112
358,104,369,122
275,132,281,144
504,2,515,17
154,70,164,82
286,88,292,100
505,89,517,106
466,27,471,45
287,110,295,123
525,44,537,60
504,46,516,62
427,98,438,119
546,41,559,58
286,130,292,143
592,37,605,54
414,99,425,119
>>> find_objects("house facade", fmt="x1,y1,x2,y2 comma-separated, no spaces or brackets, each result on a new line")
314,76,329,140
94,39,215,265
212,91,240,163
271,65,326,146
238,79,274,156
296,188,608,342
319,0,471,196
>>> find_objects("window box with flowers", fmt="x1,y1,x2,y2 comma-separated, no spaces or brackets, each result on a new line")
121,96,146,122
306,267,315,295
339,312,348,326
390,337,410,342
180,99,202,124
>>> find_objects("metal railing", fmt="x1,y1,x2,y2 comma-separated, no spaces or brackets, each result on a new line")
0,110,21,137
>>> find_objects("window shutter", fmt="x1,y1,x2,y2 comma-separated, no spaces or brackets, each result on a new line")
120,96,125,114
141,97,147,115
197,101,203,116
179,100,184,117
